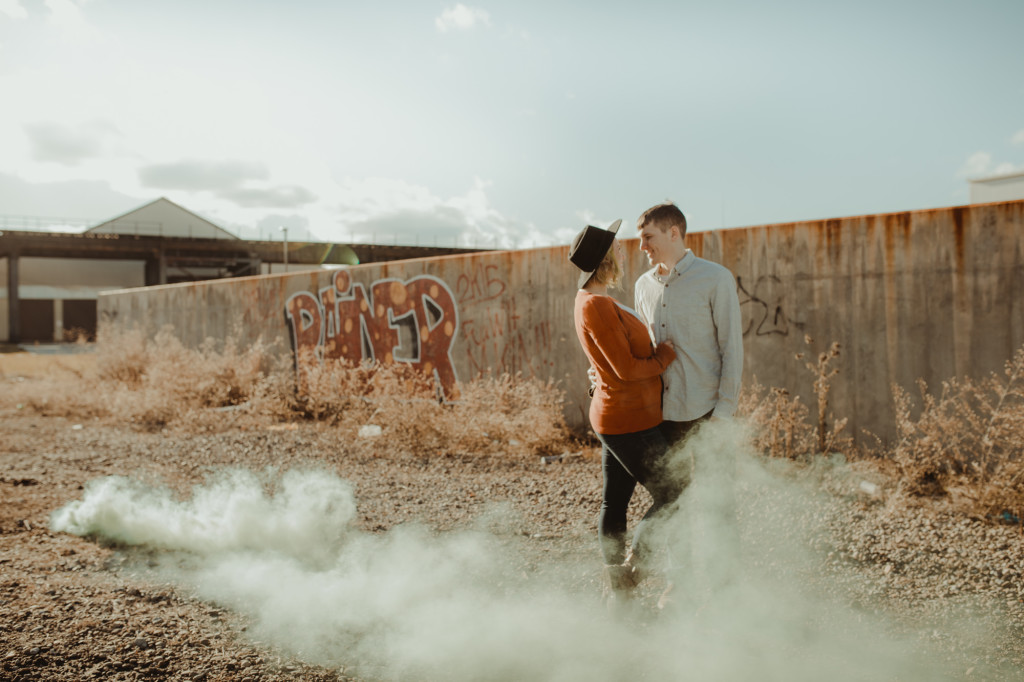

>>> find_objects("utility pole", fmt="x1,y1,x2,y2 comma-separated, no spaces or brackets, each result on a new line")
280,226,289,271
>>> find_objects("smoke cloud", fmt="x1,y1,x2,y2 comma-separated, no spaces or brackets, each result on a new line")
51,425,991,681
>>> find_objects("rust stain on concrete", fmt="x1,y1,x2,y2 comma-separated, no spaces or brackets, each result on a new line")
951,206,966,274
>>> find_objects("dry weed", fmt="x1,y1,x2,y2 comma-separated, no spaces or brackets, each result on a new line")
5,326,576,457
891,345,1024,522
737,378,815,459
738,335,850,460
284,354,574,456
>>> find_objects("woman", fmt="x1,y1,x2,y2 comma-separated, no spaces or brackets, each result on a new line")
568,220,677,606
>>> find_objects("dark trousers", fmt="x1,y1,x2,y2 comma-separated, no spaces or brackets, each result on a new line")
658,409,714,447
597,426,682,566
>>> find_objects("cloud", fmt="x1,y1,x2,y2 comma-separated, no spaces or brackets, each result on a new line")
435,3,490,32
343,207,472,246
219,185,318,209
139,159,269,192
1013,129,1024,145
43,0,99,44
23,120,119,165
0,0,27,19
328,176,554,249
0,172,141,228
957,151,1017,179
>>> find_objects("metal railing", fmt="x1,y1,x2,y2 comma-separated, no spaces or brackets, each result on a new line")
0,215,546,250
0,214,94,232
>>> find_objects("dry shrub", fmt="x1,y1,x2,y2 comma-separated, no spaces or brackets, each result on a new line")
737,379,815,459
891,345,1024,522
738,335,850,460
280,351,439,423
10,327,277,430
277,355,574,456
740,336,1024,523
97,328,277,430
448,373,572,456
14,326,576,456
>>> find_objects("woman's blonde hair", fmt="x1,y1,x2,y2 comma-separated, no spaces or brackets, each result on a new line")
591,242,622,288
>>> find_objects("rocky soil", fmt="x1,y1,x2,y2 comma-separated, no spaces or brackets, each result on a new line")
2,406,1024,680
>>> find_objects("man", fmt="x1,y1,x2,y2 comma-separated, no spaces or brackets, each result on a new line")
634,202,743,447
632,201,744,604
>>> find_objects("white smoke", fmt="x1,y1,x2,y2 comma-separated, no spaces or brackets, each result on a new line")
50,425,995,681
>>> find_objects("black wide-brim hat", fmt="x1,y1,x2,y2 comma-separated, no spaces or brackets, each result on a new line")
568,219,622,289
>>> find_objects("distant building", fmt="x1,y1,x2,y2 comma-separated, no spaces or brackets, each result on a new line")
969,170,1024,204
1,198,244,343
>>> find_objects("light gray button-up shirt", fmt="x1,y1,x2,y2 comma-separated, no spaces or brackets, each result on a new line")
634,250,744,421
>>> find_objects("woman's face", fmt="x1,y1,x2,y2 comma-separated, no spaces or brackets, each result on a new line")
613,239,624,266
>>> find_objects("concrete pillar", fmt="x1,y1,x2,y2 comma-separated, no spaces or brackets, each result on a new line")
145,252,167,286
7,253,19,343
54,299,64,341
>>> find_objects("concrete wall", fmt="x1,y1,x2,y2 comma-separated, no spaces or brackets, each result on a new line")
0,257,7,341
99,200,1024,444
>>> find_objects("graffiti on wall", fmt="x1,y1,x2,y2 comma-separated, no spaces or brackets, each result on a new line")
455,263,554,378
284,269,460,400
737,274,796,337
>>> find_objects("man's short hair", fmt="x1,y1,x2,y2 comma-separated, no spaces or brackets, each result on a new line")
637,202,686,238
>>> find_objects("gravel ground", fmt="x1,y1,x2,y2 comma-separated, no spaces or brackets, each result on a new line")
2,406,1024,681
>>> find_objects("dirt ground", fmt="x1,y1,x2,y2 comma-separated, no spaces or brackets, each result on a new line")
2,348,1024,681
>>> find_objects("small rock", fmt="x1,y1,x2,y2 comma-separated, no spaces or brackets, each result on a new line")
859,480,880,497
358,424,383,438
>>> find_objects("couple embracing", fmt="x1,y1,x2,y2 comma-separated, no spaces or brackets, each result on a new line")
569,202,744,610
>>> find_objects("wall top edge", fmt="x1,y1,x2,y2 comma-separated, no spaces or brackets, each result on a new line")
714,199,1024,233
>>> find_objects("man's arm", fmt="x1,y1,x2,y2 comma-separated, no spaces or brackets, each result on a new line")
712,269,744,419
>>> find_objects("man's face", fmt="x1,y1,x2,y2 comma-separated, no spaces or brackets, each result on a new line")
638,224,677,268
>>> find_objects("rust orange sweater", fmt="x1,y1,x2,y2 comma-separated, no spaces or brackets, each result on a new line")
574,290,676,435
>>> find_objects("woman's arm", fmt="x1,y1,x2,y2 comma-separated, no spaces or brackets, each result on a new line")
582,297,675,381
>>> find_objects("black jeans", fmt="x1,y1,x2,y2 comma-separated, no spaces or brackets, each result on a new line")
658,409,714,447
596,426,683,566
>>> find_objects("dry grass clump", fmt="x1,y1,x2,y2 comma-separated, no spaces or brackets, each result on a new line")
4,327,576,457
2,327,280,430
738,335,850,460
891,346,1024,523
447,373,572,456
280,352,573,456
739,336,1024,525
737,380,816,459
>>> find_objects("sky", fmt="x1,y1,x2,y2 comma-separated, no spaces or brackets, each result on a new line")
1,0,1022,248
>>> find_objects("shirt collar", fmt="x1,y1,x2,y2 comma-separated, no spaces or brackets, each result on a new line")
655,249,694,281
